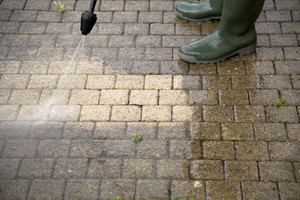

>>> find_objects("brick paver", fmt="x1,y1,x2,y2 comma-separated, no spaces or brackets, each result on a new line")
0,0,299,199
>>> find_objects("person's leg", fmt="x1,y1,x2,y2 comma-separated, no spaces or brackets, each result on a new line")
175,0,223,21
178,0,265,64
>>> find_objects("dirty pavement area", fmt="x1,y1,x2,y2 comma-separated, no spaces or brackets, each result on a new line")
0,0,299,199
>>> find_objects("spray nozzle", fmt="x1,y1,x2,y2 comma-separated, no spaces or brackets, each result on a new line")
80,0,97,35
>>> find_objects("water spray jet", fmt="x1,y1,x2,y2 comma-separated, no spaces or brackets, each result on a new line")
80,0,97,35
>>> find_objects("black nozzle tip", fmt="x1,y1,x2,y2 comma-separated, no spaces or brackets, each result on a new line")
80,11,97,35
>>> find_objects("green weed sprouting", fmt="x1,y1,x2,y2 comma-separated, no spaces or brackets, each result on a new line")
273,98,288,107
111,196,120,200
53,0,66,12
132,135,143,143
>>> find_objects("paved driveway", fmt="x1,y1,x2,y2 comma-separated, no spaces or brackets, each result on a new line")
0,0,299,199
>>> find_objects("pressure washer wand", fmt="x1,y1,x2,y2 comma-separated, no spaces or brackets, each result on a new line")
80,0,97,35
88,0,97,13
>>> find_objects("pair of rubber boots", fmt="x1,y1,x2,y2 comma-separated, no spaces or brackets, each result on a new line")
176,0,265,63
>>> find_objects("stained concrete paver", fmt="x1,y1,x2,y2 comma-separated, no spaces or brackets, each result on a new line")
0,0,299,199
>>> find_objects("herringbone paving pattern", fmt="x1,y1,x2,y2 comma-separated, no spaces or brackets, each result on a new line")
0,0,299,199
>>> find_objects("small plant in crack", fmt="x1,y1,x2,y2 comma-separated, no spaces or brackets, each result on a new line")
132,135,143,143
273,98,288,107
53,0,66,12
111,195,120,200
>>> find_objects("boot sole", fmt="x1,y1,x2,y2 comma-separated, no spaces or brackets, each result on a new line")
175,10,221,22
179,43,256,64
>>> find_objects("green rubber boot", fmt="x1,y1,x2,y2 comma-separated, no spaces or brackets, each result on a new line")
178,0,265,64
175,0,223,22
